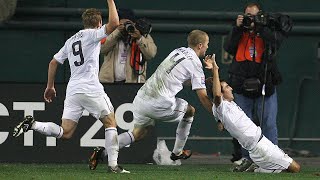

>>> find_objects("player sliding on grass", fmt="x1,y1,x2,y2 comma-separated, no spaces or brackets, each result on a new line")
13,0,129,174
88,30,214,170
207,55,300,173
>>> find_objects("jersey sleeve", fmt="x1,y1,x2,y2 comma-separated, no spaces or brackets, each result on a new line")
53,43,68,64
190,64,206,90
91,25,108,42
213,96,229,123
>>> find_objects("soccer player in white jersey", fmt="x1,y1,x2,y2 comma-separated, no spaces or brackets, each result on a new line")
208,56,300,173
88,30,214,170
12,0,129,174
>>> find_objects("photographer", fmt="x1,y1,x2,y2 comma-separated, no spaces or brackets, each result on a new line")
99,9,157,83
224,2,290,172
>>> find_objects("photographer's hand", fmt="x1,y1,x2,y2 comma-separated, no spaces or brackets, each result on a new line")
236,15,244,27
129,28,142,40
118,19,128,33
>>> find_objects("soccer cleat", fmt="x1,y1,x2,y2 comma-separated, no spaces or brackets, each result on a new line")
230,153,242,164
108,165,130,173
13,115,35,137
245,162,259,172
170,150,192,161
88,146,105,170
233,157,245,166
232,158,253,172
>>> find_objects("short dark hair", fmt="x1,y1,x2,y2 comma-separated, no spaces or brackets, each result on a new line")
118,8,136,22
82,8,102,28
220,79,226,93
205,78,225,100
243,2,262,12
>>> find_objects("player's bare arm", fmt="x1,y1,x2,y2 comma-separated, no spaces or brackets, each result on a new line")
211,58,222,106
44,58,58,103
196,88,213,114
105,0,119,34
203,54,222,106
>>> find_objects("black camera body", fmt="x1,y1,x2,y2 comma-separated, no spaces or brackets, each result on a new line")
242,11,268,28
242,11,293,34
123,18,152,36
124,21,135,33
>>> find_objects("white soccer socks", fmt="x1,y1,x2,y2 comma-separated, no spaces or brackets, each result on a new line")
31,121,63,138
103,131,135,157
105,127,119,167
172,117,194,155
118,131,135,149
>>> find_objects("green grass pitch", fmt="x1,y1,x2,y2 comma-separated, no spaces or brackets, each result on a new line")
0,163,319,179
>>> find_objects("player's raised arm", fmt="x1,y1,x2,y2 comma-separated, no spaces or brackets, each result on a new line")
105,0,119,34
211,58,222,106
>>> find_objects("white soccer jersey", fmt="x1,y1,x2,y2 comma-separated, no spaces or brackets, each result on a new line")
54,25,108,96
212,97,261,150
137,47,206,102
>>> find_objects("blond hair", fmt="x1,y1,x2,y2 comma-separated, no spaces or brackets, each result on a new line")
82,8,102,28
187,30,208,48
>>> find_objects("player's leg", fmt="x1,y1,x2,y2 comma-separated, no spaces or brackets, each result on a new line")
99,108,119,171
89,94,154,171
86,93,129,173
116,96,155,148
232,93,255,171
13,115,66,139
55,94,83,139
13,94,81,139
99,112,129,173
30,118,77,139
92,129,138,162
170,99,194,161
253,160,300,173
250,136,300,173
130,126,147,141
89,119,128,171
91,118,152,170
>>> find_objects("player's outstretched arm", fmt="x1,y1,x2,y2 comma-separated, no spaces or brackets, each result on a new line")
196,89,213,114
44,58,58,103
105,0,119,34
211,59,222,106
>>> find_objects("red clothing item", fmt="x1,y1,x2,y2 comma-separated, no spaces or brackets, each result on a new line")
130,41,142,73
100,37,106,44
101,36,142,74
235,32,264,63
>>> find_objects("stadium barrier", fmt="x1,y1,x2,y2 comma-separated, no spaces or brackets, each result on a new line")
0,83,156,163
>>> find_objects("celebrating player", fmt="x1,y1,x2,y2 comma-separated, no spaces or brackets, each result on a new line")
88,30,214,170
206,56,300,173
13,0,129,174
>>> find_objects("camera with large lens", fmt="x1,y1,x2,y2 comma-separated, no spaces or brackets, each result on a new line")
124,21,135,33
123,18,152,37
242,14,254,28
242,11,268,29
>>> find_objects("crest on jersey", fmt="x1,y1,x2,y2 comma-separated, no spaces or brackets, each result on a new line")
201,77,205,84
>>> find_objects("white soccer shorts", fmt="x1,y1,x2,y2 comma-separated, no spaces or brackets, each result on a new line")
249,136,293,171
132,96,188,128
62,93,114,122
